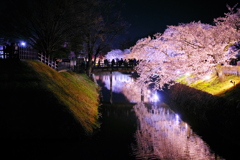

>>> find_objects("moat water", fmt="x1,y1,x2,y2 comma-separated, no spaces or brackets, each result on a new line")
90,71,227,160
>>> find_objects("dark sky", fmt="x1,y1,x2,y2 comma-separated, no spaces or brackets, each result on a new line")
121,0,239,42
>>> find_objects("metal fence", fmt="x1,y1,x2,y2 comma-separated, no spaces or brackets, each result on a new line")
19,46,38,60
0,45,57,70
222,66,240,75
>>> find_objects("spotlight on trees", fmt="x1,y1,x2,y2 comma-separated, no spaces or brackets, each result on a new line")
205,75,211,80
185,72,190,76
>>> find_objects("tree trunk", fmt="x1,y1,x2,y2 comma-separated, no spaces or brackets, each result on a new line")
215,64,225,82
86,53,93,77
86,61,93,77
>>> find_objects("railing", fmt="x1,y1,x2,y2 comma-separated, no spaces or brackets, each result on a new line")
0,45,58,70
19,46,38,60
222,66,240,75
38,53,58,70
92,62,135,73
0,45,7,59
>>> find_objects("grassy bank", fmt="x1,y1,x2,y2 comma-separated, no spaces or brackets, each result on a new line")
0,59,100,140
171,74,240,129
189,74,240,98
163,74,240,158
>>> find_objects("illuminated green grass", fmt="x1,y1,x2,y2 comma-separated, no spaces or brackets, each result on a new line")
26,60,100,134
0,59,100,135
179,74,240,98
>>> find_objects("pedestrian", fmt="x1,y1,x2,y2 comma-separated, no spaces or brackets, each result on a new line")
9,43,15,59
111,59,115,67
10,42,19,59
4,44,11,59
119,58,123,67
98,59,101,67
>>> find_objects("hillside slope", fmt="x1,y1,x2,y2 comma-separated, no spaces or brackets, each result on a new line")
0,59,100,141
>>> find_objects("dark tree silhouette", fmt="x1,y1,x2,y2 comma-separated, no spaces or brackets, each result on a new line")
79,0,129,76
0,0,87,58
0,0,129,76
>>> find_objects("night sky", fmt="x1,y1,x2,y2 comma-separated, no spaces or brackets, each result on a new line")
121,0,239,42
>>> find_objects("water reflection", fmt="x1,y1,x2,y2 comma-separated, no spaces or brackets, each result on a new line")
133,102,224,160
94,72,158,103
95,72,224,160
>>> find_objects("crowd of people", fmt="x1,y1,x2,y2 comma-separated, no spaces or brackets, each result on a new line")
100,58,138,67
3,42,19,59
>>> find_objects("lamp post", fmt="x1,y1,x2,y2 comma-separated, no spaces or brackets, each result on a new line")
230,80,236,86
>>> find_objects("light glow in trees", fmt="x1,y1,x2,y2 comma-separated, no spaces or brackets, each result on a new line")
105,49,130,60
126,7,240,90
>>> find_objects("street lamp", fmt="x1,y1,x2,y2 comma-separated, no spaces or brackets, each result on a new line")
20,41,26,47
229,80,236,86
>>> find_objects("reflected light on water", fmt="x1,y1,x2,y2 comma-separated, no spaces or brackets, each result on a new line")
133,102,224,160
95,72,225,159
94,72,133,93
94,72,160,103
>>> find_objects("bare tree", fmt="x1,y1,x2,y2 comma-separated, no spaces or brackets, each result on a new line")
0,0,86,58
0,0,129,76
80,0,129,76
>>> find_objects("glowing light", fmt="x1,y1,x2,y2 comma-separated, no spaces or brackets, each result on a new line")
150,92,159,102
20,41,26,47
175,114,180,124
185,72,190,76
153,93,159,102
176,114,179,120
205,75,210,80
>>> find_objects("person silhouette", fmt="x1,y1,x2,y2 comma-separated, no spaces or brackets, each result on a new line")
9,42,17,59
4,44,11,59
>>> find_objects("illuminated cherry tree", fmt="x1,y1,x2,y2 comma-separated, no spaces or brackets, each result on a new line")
126,7,240,90
105,49,130,60
214,5,240,53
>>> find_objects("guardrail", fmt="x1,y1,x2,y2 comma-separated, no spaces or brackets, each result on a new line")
38,53,58,70
0,45,58,70
222,66,240,75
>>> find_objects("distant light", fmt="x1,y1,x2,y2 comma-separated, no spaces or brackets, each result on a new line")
176,114,179,119
20,41,26,47
153,94,159,101
175,114,180,124
185,72,190,76
151,92,159,102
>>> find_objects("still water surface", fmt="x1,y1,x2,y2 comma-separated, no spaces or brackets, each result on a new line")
93,71,225,160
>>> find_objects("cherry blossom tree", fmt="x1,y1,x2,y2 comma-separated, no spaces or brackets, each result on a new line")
126,6,240,90
214,5,240,54
105,49,130,60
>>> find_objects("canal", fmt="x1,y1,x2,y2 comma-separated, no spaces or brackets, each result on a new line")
90,71,226,160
